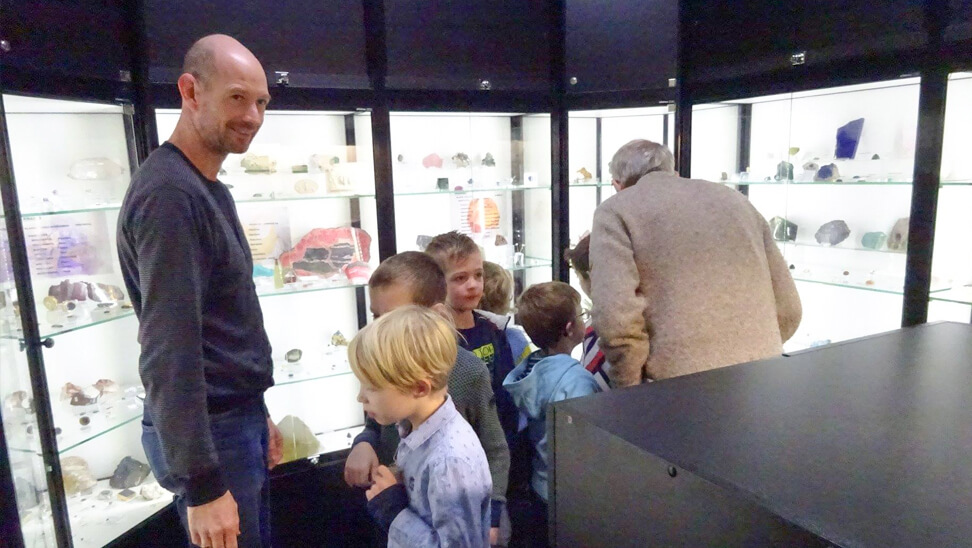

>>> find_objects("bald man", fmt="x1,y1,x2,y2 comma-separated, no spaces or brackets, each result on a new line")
117,35,282,548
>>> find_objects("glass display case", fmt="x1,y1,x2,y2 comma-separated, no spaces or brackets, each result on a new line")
155,109,374,462
691,78,931,352
929,72,972,323
566,106,675,296
1,93,169,548
389,112,553,303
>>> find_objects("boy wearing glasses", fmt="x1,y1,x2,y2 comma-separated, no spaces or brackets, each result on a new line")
502,281,601,546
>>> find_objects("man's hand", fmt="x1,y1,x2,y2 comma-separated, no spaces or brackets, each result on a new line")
344,442,379,488
267,418,283,470
187,490,239,548
365,465,400,501
490,527,500,545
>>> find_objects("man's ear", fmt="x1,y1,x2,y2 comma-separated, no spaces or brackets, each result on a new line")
611,179,623,192
411,379,433,398
177,73,200,110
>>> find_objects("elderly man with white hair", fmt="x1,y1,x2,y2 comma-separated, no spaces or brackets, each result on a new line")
589,139,802,388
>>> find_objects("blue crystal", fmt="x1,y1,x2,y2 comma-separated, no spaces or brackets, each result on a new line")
835,118,865,159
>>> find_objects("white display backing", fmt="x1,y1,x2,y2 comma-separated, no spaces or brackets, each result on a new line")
691,104,739,182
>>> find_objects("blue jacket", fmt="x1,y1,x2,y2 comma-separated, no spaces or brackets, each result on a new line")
502,351,600,501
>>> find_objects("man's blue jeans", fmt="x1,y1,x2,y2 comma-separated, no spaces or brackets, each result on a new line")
142,400,271,547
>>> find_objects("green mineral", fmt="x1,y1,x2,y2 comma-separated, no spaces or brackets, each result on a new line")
277,415,320,464
861,232,887,250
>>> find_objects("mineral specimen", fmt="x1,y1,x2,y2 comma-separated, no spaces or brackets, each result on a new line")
416,235,433,250
140,483,166,501
277,415,320,464
241,153,276,173
294,179,319,194
888,217,909,251
495,234,508,246
775,161,794,181
814,220,851,246
861,232,887,250
331,331,349,346
109,456,151,489
814,163,840,182
835,118,865,159
291,165,309,174
872,154,880,160
769,216,798,242
285,349,302,363
482,153,496,167
4,390,31,411
79,416,91,427
324,163,358,193
343,261,372,284
48,280,124,304
68,158,125,180
94,379,119,396
278,227,373,277
61,456,97,495
576,167,593,181
422,153,443,169
452,153,471,168
437,178,449,190
117,489,136,502
788,147,800,156
397,154,404,163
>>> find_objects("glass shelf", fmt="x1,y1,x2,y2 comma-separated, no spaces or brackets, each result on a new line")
569,181,612,188
7,394,144,456
507,257,552,272
788,267,952,296
929,285,972,306
255,280,368,299
272,358,353,388
727,180,915,186
1,307,137,342
778,241,905,255
394,184,550,197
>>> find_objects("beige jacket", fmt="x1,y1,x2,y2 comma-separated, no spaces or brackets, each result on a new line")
590,172,801,387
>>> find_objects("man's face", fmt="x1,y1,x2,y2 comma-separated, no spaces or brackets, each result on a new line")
190,61,270,156
369,283,416,319
444,252,484,313
356,381,416,426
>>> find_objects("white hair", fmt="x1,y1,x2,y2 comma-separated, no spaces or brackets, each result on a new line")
608,139,676,188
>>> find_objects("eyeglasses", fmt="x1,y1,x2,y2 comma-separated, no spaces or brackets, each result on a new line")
577,309,591,322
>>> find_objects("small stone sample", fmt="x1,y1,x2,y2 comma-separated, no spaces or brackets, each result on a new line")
861,232,887,250
452,152,470,167
109,456,151,489
422,153,443,169
397,154,404,163
241,153,276,173
814,163,840,182
79,416,91,427
769,216,798,242
482,153,496,167
436,177,449,190
802,161,820,172
576,167,593,181
888,217,909,251
94,379,119,396
4,390,31,411
835,118,865,159
291,165,308,174
294,179,319,194
42,295,58,311
331,331,349,346
276,415,320,464
140,483,166,501
98,489,113,501
814,220,851,246
117,489,136,502
775,161,794,181
416,235,433,250
285,349,302,363
62,456,97,495
788,147,800,156
872,154,881,160
495,234,508,246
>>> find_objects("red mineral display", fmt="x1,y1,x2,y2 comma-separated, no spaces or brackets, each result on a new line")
278,227,373,277
467,198,500,233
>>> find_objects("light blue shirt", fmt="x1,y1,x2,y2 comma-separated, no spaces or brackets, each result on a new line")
390,395,492,547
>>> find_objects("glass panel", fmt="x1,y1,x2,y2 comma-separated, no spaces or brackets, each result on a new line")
693,77,922,351
155,109,373,463
390,112,554,299
929,72,972,322
1,202,57,547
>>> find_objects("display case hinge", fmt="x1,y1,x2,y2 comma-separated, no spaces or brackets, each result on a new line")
790,51,807,66
275,71,290,87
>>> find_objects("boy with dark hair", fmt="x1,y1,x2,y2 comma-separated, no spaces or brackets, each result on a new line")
480,261,532,365
564,233,611,390
343,251,511,545
503,281,601,546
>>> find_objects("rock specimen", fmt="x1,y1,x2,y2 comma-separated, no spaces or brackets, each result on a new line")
4,390,31,412
279,228,373,277
241,153,276,173
94,379,119,397
285,349,302,363
48,280,124,304
452,152,471,167
888,218,909,251
62,383,100,406
140,483,166,501
68,158,125,180
422,153,443,169
495,234,508,246
436,177,449,190
576,167,593,181
342,261,372,284
769,216,798,242
467,198,501,233
277,415,320,464
861,232,887,250
775,161,794,181
61,456,97,495
835,118,865,159
788,147,800,156
416,235,433,250
117,489,137,502
397,154,404,163
291,165,308,174
482,153,496,167
815,220,851,246
294,179,319,194
109,456,151,489
814,163,840,182
324,163,358,193
331,331,349,347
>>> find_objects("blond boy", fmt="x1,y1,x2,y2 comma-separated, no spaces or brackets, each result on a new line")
350,306,492,548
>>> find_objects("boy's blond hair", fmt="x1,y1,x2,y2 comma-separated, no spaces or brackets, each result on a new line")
480,261,514,315
348,305,457,392
425,231,481,270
